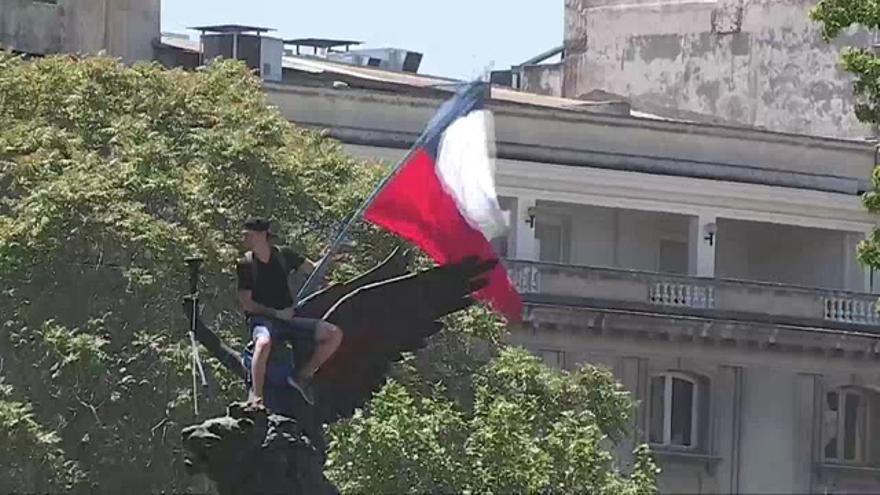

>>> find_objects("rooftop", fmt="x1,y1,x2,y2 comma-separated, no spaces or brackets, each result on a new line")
188,24,275,34
158,34,200,52
156,31,729,124
265,58,874,196
156,33,876,151
284,38,362,49
277,54,878,149
280,55,641,118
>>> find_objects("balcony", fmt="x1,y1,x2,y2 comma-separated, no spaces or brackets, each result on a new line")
505,260,880,330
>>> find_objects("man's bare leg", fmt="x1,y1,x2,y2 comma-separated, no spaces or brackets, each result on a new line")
298,321,343,381
250,331,272,403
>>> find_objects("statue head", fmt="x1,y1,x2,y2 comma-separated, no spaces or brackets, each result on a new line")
181,402,336,495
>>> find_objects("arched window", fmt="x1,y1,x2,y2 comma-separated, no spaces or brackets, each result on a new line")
822,387,877,464
649,372,706,449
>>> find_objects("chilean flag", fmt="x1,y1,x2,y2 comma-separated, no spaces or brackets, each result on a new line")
363,82,523,323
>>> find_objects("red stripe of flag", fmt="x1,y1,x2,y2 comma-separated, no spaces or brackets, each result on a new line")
364,148,523,323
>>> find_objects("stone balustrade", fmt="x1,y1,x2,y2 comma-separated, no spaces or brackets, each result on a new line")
647,281,715,309
505,260,880,329
824,296,880,326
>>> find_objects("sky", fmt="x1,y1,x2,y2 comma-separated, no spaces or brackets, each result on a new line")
161,1,563,80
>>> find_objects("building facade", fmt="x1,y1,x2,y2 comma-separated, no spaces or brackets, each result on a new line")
263,59,880,493
0,0,160,63
3,5,879,492
560,0,873,140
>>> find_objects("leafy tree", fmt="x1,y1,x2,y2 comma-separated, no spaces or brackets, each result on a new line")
0,53,657,493
0,374,85,493
811,1,880,271
811,1,880,125
0,53,386,493
327,346,657,494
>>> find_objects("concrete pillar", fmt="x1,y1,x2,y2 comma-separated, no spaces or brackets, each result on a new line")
62,0,161,64
842,231,867,292
515,196,538,260
857,231,876,293
843,232,856,291
792,373,821,494
614,356,647,469
689,214,717,277
715,365,743,495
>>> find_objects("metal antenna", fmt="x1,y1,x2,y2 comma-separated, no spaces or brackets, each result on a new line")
184,257,208,416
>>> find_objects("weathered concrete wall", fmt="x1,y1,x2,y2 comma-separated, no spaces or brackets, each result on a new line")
522,62,564,96
563,0,872,139
102,0,161,63
715,218,863,290
523,201,863,290
0,0,160,63
508,311,880,494
265,82,876,195
60,0,106,56
0,1,62,54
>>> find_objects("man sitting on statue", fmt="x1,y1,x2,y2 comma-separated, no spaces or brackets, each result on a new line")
236,217,343,405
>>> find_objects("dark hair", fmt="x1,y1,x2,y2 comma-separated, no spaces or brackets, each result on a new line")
243,217,271,232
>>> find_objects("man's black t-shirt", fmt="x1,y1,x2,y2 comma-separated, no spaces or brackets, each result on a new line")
236,246,305,313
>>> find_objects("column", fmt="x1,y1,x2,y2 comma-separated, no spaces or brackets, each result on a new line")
715,366,743,495
842,232,865,292
856,231,875,293
515,196,539,260
614,357,647,469
689,214,717,277
792,373,821,494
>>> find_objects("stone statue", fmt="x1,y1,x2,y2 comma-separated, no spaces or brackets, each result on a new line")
180,250,495,494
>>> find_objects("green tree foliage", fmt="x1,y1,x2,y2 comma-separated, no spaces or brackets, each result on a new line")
327,347,657,494
811,1,880,125
0,373,85,492
0,53,386,493
811,2,880,271
0,53,656,493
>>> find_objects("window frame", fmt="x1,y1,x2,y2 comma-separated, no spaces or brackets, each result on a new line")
534,209,571,264
649,371,701,450
538,348,566,369
823,387,872,465
490,196,514,258
657,236,689,275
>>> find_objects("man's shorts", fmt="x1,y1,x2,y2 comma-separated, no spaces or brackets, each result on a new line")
247,315,320,343
243,315,320,388
242,348,293,387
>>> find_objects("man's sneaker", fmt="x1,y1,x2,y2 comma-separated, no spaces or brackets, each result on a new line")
287,375,315,405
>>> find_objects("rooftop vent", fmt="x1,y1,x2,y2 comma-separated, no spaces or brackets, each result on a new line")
283,38,422,73
191,24,283,82
330,48,422,73
284,38,363,56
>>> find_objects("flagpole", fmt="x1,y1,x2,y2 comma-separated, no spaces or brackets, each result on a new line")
295,80,488,304
294,141,423,303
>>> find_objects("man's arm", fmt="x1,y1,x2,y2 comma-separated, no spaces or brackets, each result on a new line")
238,290,282,318
299,251,347,275
301,259,317,275
282,247,344,300
282,244,346,278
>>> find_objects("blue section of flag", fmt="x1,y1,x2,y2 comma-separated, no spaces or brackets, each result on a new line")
421,81,488,159
295,80,490,304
